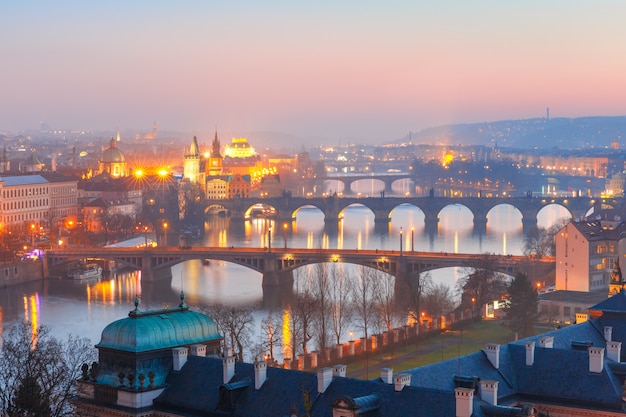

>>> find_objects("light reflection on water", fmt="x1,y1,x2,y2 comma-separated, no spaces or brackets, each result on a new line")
0,201,570,348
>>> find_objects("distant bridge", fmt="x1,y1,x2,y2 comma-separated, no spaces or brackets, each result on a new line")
45,246,554,287
321,173,412,195
208,196,618,233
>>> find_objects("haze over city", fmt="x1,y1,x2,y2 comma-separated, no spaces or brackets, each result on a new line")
2,1,626,146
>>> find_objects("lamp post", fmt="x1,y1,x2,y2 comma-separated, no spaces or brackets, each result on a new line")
283,223,288,249
162,222,168,246
268,226,272,252
411,227,414,252
30,223,35,248
399,227,403,256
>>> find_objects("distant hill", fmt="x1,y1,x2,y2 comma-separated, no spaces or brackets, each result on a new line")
397,115,626,149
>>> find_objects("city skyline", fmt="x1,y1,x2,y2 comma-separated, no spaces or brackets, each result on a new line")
2,1,626,145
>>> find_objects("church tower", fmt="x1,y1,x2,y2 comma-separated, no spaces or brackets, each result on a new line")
183,136,201,184
207,131,223,176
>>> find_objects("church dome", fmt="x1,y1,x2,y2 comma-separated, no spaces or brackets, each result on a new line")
101,138,126,163
96,302,221,353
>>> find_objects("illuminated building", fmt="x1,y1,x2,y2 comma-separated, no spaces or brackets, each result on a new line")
207,131,223,177
183,135,204,186
99,138,127,178
0,172,78,233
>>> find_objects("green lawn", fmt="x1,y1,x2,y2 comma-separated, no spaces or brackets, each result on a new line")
343,320,542,379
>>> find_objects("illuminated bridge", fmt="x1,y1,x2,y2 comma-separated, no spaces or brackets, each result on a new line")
211,195,618,233
44,246,553,287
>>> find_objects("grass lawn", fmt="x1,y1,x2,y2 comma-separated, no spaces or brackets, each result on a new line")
343,319,544,379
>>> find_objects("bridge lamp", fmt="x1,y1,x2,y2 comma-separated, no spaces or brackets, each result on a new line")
399,227,403,256
163,222,168,246
332,255,338,263
411,227,414,252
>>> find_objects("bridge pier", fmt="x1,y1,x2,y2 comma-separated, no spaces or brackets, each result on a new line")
522,216,538,234
141,265,173,282
473,216,487,235
262,269,294,287
424,213,439,234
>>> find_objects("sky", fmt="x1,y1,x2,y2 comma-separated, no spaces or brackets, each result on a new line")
2,1,626,145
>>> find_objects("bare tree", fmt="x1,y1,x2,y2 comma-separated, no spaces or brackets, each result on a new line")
523,217,569,258
0,322,96,417
309,263,331,354
350,266,379,351
285,273,318,362
423,283,456,329
329,265,352,345
258,311,282,363
373,271,402,333
203,305,254,362
460,253,508,316
404,270,432,326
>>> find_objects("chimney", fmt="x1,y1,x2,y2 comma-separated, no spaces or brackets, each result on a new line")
394,373,411,392
480,380,498,406
455,387,474,417
333,364,346,378
539,336,553,348
607,341,621,362
525,341,535,366
604,326,613,342
484,343,500,369
589,347,604,373
223,348,236,383
381,368,393,384
190,344,206,357
254,356,267,389
172,347,188,371
317,367,333,393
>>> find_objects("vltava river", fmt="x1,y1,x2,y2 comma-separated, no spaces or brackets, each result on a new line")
0,198,569,350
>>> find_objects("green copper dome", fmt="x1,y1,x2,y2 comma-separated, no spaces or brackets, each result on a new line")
96,304,221,353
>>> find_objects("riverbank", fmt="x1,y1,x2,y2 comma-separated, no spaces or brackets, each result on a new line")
1,260,43,287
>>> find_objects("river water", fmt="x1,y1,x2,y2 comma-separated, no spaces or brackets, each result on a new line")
0,180,570,354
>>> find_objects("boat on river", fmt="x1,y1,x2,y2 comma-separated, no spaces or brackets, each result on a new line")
67,263,103,280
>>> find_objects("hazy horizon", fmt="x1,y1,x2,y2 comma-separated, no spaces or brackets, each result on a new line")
2,1,626,145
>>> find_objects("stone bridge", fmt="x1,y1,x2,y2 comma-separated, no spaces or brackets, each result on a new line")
321,174,412,195
44,246,554,288
208,196,618,233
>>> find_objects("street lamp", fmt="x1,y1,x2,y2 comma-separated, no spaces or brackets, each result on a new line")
268,226,272,252
162,222,168,246
283,223,288,249
30,223,35,248
399,227,403,256
411,227,414,252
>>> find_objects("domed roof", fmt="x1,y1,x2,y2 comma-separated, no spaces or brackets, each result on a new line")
101,138,126,163
96,298,221,353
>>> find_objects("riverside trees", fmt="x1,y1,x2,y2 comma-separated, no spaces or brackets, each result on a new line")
0,321,96,417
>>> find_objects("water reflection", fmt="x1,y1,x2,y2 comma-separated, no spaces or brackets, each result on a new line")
0,202,570,348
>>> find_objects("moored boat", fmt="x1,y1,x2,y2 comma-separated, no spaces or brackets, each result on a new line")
67,263,103,280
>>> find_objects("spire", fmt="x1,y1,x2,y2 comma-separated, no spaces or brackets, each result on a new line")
109,137,116,148
211,130,222,158
189,136,199,157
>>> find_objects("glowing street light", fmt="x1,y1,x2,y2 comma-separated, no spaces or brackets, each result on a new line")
163,222,168,246
399,227,403,256
268,226,272,252
411,227,415,252
283,223,288,249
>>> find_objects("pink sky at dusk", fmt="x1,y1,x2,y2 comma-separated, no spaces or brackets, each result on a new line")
1,1,625,145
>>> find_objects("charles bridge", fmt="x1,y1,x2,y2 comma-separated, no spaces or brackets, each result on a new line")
44,246,554,288
209,195,617,233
